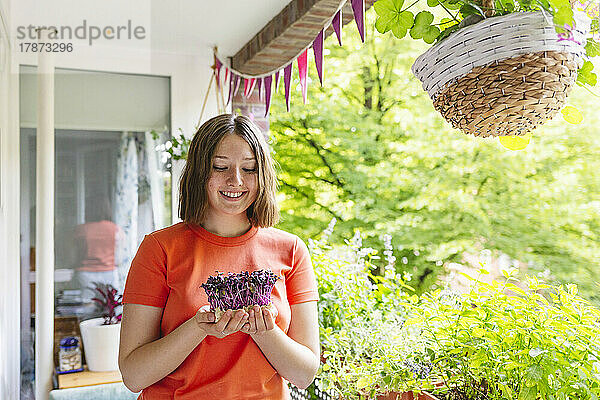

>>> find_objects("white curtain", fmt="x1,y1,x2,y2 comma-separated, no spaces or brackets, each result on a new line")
114,131,166,291
114,132,139,291
145,131,165,230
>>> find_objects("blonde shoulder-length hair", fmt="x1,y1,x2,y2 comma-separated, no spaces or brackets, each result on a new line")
178,113,279,227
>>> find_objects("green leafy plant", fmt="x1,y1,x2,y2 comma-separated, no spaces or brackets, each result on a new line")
310,221,431,399
406,268,600,399
311,222,600,399
373,0,600,87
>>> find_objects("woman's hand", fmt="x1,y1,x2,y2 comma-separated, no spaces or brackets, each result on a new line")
241,304,278,336
194,305,249,339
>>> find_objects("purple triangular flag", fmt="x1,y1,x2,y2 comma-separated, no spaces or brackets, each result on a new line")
351,0,365,42
332,9,342,46
283,63,293,112
257,78,263,101
264,75,273,117
274,70,281,93
313,29,324,86
214,56,222,88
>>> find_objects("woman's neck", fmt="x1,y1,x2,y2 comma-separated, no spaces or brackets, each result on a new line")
200,214,252,237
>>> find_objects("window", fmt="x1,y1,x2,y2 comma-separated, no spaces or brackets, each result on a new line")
19,66,171,398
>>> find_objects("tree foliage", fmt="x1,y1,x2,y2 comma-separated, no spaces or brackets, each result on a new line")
269,10,600,303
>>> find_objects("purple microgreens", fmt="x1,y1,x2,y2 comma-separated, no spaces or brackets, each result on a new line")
200,270,279,313
90,282,123,325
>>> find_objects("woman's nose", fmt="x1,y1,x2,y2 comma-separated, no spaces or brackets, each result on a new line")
227,168,243,186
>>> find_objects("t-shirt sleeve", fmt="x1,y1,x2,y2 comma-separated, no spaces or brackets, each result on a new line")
286,236,319,304
122,234,169,308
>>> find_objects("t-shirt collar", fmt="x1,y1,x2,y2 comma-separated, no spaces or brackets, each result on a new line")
186,223,259,246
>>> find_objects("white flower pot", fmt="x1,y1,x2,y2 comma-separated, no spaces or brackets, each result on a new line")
79,318,121,372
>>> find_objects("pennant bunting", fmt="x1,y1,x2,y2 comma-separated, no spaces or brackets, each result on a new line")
313,29,324,86
257,78,263,101
244,78,257,98
351,0,365,43
264,75,273,117
332,9,342,46
298,49,308,104
283,63,293,112
274,70,281,93
212,1,369,113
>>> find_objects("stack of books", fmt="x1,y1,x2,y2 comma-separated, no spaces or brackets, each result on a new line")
55,289,88,316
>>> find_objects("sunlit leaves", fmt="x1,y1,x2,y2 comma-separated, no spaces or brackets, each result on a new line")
410,11,441,43
577,60,598,86
374,0,414,38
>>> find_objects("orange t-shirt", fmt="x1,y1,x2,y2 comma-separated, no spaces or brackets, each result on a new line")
75,220,119,271
122,222,319,400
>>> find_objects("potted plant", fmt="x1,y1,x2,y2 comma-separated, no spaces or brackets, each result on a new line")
79,282,123,372
373,0,599,137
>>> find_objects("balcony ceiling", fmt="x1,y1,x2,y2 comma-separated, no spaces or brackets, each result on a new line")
149,0,292,56
12,0,292,58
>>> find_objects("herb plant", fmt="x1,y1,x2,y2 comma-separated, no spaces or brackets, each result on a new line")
310,222,425,399
90,282,123,325
201,270,279,318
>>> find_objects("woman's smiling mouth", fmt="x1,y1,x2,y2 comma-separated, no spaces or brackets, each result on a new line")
219,191,247,201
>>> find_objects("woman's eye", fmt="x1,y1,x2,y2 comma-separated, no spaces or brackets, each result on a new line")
243,168,257,172
213,166,227,171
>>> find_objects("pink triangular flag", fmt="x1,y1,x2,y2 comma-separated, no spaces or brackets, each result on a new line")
351,0,365,42
332,9,342,46
283,63,293,112
313,29,324,86
264,75,273,117
257,78,263,101
244,78,257,98
298,49,308,104
215,56,222,88
274,70,281,93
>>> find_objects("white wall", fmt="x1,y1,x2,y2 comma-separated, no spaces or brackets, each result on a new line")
1,0,22,396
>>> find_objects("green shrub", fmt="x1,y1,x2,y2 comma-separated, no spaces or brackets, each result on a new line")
411,269,600,400
313,225,600,400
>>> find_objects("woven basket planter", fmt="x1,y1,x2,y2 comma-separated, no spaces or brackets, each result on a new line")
411,11,591,137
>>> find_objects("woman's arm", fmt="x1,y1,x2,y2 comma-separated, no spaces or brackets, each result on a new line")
245,302,320,390
118,303,248,392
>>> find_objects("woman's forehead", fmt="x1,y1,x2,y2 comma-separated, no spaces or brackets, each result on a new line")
214,134,256,160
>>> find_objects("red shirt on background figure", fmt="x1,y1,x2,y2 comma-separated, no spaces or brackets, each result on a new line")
75,220,119,272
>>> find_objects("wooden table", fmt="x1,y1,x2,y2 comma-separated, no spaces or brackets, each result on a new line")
57,366,122,389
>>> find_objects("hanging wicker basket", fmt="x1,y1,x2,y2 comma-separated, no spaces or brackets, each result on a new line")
411,11,591,137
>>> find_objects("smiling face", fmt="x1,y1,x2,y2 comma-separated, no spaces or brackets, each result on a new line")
205,133,259,222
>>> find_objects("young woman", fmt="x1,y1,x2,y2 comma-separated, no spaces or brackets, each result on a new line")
118,114,320,399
